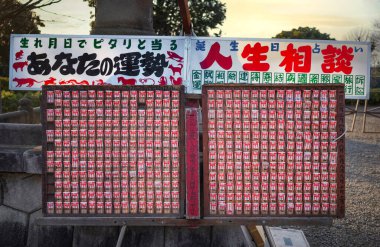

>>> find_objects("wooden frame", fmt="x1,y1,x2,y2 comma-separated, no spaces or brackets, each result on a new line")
36,216,333,226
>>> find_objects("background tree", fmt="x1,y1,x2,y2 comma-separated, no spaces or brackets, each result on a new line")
373,20,380,67
0,0,61,23
153,0,226,36
0,0,60,112
345,21,380,64
345,27,375,51
0,0,61,76
84,0,226,36
273,26,335,40
345,21,380,87
0,0,57,111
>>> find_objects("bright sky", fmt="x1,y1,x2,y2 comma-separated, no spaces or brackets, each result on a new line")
34,0,380,40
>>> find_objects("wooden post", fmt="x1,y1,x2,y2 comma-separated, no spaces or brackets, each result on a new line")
350,99,360,132
240,225,255,247
362,99,368,133
241,225,265,247
177,0,192,35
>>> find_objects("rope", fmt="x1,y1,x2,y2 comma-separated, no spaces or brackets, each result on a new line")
333,127,347,142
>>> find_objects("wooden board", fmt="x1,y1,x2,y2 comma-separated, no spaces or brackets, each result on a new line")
35,216,333,226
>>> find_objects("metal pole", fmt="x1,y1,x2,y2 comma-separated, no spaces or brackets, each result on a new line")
116,225,127,247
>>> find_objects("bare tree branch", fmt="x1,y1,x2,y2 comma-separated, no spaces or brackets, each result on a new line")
345,27,376,52
1,0,62,22
345,28,372,42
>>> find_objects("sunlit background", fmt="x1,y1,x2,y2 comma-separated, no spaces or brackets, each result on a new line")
33,0,380,40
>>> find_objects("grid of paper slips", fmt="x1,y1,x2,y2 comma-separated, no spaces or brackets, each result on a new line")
204,87,339,216
44,87,183,216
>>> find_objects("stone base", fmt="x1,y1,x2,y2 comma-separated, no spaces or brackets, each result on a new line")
0,206,28,247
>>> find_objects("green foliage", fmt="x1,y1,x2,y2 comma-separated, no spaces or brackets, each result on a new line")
0,0,44,76
84,0,95,8
1,77,40,112
346,88,380,106
0,77,9,92
84,0,226,36
369,88,380,105
153,0,226,36
273,27,335,40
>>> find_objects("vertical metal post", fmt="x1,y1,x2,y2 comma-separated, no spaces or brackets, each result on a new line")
362,99,368,133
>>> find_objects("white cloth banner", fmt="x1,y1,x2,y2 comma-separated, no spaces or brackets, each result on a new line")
9,34,186,89
9,35,371,99
188,37,370,99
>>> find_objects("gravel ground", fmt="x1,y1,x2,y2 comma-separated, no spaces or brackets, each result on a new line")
294,112,380,247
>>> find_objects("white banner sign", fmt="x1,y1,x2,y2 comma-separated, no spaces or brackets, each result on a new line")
10,35,371,99
9,34,186,90
188,38,371,99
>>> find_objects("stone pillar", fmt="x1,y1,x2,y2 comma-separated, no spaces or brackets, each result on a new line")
92,0,155,35
18,96,34,124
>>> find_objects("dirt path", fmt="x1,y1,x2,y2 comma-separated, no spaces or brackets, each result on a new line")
296,113,380,247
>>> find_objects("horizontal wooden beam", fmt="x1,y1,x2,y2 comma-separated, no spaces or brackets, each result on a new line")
36,217,333,227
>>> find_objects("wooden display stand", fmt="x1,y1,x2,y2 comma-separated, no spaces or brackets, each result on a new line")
38,86,340,247
346,99,380,133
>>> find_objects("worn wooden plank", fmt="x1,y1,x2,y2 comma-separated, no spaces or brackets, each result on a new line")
165,226,211,247
211,226,248,247
121,227,164,247
72,226,119,247
240,226,256,247
246,225,265,247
